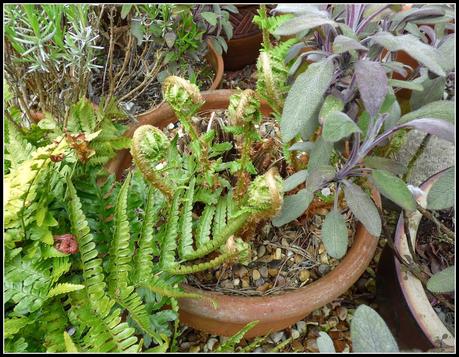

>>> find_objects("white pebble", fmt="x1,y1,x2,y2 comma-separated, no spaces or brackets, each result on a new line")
167,123,175,130
291,329,300,339
206,338,218,351
296,320,307,333
270,331,286,344
321,187,331,196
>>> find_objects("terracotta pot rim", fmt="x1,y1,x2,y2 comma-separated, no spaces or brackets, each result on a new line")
394,169,455,348
107,90,381,337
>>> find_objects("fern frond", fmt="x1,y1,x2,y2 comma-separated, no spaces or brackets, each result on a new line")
50,256,72,284
168,250,238,275
4,120,35,168
195,204,216,248
115,286,163,344
139,275,202,299
178,177,195,258
63,331,79,352
183,211,251,261
40,301,69,352
212,195,227,238
5,337,29,352
216,321,259,352
5,316,35,339
66,177,107,302
159,189,182,270
107,172,133,296
47,283,85,298
132,186,164,284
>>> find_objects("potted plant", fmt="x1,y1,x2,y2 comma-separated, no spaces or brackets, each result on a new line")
376,168,455,351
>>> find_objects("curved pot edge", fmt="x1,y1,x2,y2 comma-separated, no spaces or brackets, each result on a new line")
394,169,455,348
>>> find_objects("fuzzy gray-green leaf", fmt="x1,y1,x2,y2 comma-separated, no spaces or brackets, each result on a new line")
273,14,336,36
426,266,455,293
371,169,416,211
343,182,381,237
283,170,308,192
322,111,361,142
355,60,388,118
399,100,454,124
351,305,399,352
281,59,334,142
272,189,313,227
321,210,348,259
426,166,455,210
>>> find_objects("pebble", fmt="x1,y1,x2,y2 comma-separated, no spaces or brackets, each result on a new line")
270,331,286,344
281,238,289,247
320,254,329,264
206,338,218,351
296,320,307,334
274,248,282,260
189,345,201,352
233,278,240,286
294,254,304,264
236,266,248,278
254,278,265,287
221,280,234,289
318,264,331,276
328,316,339,328
242,278,250,288
252,269,261,281
257,245,266,257
268,268,279,277
291,329,300,339
256,282,270,292
299,270,310,282
259,266,269,278
291,340,305,352
337,306,348,321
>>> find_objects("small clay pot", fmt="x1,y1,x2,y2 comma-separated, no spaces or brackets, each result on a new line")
376,169,455,351
108,89,381,338
222,5,263,71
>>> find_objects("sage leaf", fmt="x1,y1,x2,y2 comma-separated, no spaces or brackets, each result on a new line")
305,165,335,193
288,141,314,152
317,332,336,352
273,4,329,17
283,170,308,192
410,76,446,111
333,35,368,54
371,169,416,211
388,79,424,91
427,166,455,210
426,266,455,293
355,60,388,118
272,189,314,227
363,156,406,176
400,118,454,143
307,137,334,170
281,59,334,142
319,95,344,124
121,4,132,19
438,34,455,72
322,210,348,259
201,12,218,26
343,182,381,237
273,14,336,36
371,32,445,77
351,305,399,352
399,100,455,124
322,111,361,142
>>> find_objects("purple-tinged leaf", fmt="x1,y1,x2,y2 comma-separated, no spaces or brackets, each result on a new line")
333,35,368,54
273,14,336,36
355,60,388,118
400,118,455,143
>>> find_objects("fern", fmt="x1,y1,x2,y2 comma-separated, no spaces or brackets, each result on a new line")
215,320,259,352
5,316,36,339
212,195,228,238
132,186,165,284
63,331,79,352
39,301,69,352
107,172,133,296
47,283,85,298
159,189,183,270
139,275,202,299
178,177,195,258
195,204,216,248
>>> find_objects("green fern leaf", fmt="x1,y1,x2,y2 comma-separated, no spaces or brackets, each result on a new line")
195,204,216,248
47,283,85,298
159,189,182,270
216,320,259,352
107,172,133,295
212,195,227,238
178,177,195,258
139,275,202,299
63,331,79,352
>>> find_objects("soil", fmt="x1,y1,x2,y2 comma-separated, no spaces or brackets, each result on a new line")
416,208,455,334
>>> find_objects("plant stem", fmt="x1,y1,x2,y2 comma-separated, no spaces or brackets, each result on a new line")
259,5,271,51
403,134,431,182
403,210,421,265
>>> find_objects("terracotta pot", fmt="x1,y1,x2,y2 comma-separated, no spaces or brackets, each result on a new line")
222,5,263,71
108,89,381,338
376,169,455,350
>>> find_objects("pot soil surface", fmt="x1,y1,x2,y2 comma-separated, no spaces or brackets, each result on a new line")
416,207,455,334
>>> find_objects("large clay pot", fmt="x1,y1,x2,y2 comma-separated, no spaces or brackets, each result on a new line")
108,89,381,338
222,5,263,71
376,169,455,350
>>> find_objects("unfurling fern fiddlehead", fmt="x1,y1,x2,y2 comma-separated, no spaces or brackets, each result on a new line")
131,125,173,199
227,89,262,200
